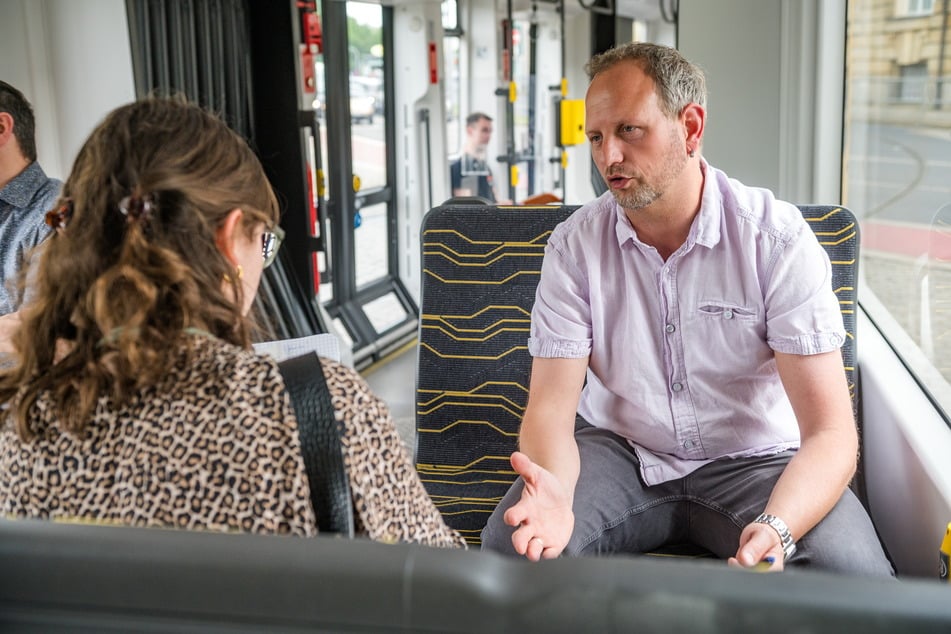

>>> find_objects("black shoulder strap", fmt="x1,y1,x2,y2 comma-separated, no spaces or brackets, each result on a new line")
277,352,355,537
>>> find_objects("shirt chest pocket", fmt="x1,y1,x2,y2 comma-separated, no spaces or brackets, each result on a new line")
697,300,759,322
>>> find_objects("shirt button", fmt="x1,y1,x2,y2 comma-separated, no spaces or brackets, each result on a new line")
723,309,734,320
683,439,693,449
665,324,675,333
671,382,683,392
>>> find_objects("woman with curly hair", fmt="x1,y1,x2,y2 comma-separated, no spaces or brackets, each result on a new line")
0,97,464,548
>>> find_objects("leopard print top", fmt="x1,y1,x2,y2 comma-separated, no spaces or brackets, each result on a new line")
0,335,465,548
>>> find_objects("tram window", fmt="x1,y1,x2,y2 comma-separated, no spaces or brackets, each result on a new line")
897,0,935,17
844,0,951,420
364,292,410,333
897,62,928,102
442,0,460,34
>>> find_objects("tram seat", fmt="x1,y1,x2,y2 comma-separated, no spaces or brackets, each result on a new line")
415,203,861,547
416,202,575,544
3,517,949,632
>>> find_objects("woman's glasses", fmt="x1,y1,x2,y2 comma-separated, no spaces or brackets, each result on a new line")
262,225,285,269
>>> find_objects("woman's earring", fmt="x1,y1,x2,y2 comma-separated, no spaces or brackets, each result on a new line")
223,265,243,283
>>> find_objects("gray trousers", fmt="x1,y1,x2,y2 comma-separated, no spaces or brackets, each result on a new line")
481,420,894,577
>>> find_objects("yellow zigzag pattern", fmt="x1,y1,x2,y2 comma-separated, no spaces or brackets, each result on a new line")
420,306,530,346
417,454,512,471
419,340,525,360
422,268,539,285
423,249,544,268
418,380,528,405
804,207,845,223
421,230,550,281
420,477,517,487
422,228,553,251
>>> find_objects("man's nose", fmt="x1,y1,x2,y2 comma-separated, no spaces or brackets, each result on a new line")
601,136,624,166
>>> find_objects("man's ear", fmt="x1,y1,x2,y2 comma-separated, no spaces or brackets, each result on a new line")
681,103,705,151
0,112,15,148
214,208,244,266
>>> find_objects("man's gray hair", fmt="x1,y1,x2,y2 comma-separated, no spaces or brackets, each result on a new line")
584,42,707,118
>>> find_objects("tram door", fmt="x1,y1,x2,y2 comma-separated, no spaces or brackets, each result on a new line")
317,0,416,367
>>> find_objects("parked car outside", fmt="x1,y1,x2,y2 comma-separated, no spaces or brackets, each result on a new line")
348,80,376,124
311,79,377,124
350,76,384,115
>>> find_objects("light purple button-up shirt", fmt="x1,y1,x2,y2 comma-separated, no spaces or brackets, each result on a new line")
528,161,845,486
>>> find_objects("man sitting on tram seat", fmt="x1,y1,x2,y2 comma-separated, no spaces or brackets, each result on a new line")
0,81,60,317
449,112,512,204
0,97,465,549
481,42,894,576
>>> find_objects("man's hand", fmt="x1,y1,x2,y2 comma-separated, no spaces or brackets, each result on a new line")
503,451,574,561
727,522,785,572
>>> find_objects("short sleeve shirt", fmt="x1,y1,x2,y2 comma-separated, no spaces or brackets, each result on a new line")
0,162,59,315
528,161,845,485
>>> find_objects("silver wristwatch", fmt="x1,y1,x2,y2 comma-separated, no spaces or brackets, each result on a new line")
753,513,797,561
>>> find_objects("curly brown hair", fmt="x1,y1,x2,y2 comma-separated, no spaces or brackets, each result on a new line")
0,97,279,440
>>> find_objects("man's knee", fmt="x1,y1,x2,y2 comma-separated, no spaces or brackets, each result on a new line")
480,509,516,554
793,533,894,576
481,479,524,555
792,491,894,577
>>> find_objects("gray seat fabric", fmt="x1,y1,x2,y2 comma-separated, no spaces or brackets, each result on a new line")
0,517,947,632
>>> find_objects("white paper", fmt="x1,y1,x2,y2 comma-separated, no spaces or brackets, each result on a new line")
253,333,342,364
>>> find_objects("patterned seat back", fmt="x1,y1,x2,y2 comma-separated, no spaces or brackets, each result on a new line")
799,205,860,411
416,203,860,545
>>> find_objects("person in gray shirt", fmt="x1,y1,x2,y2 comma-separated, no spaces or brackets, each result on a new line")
0,81,60,316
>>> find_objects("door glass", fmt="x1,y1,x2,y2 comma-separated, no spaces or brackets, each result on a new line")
347,3,386,190
354,200,389,288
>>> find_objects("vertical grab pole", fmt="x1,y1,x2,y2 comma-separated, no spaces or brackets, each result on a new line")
496,0,518,203
527,2,538,196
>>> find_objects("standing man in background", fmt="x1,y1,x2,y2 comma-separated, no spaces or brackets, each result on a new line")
449,112,511,204
0,81,59,316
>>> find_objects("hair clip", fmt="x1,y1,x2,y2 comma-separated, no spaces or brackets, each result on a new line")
44,198,74,231
118,193,155,222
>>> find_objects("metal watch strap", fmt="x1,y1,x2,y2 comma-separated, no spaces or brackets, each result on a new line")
753,513,797,561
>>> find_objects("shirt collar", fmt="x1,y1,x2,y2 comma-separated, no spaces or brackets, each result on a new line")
612,158,723,251
692,159,722,250
0,162,49,208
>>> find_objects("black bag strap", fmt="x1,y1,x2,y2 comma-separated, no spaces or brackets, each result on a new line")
278,352,355,537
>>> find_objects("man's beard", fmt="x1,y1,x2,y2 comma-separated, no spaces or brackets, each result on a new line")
608,133,688,212
610,176,663,211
